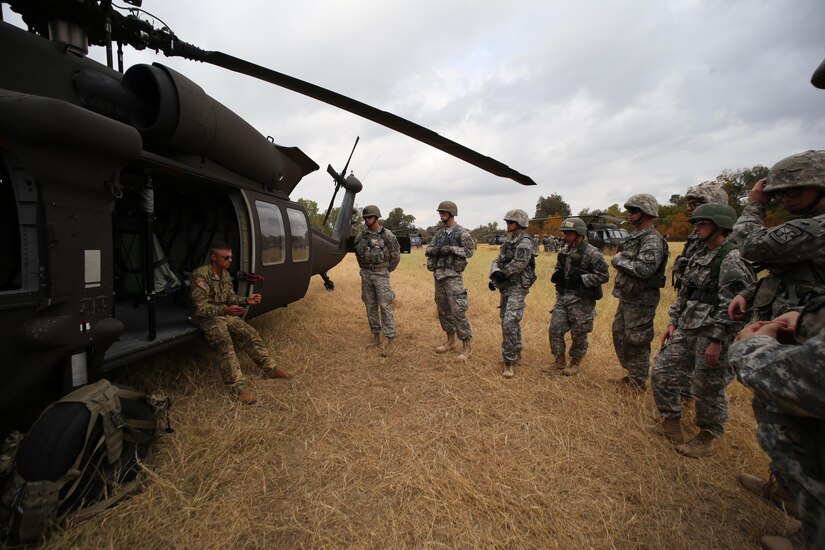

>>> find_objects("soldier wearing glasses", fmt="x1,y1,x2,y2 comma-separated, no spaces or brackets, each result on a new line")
190,241,291,405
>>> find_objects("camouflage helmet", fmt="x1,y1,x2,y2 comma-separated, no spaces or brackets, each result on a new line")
689,203,737,230
362,204,381,218
624,193,659,218
685,181,728,205
763,150,825,193
437,200,458,216
560,217,587,236
503,209,529,228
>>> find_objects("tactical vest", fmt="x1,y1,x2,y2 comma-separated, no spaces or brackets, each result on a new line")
615,228,668,292
427,226,469,273
683,241,739,308
557,240,603,300
355,229,390,268
499,233,537,288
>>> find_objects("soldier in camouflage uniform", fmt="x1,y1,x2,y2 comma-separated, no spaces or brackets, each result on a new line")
489,209,537,379
671,181,729,290
190,241,291,405
611,194,669,390
728,150,825,523
426,201,476,360
728,297,825,550
548,217,609,376
354,205,401,357
647,204,754,457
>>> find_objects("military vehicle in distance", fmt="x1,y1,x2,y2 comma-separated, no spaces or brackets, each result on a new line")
576,212,629,251
0,0,534,430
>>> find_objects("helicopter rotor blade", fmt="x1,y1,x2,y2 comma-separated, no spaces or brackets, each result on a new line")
185,50,536,186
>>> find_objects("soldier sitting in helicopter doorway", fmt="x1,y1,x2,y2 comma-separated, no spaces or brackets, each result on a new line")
548,218,609,376
190,241,292,405
354,205,401,356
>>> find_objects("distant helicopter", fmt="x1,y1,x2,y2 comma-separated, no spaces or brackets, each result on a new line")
0,0,535,424
575,212,629,251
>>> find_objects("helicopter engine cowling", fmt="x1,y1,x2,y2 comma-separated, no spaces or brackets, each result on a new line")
118,63,317,194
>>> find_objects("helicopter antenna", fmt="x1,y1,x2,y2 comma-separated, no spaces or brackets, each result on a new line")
323,136,360,226
361,155,381,182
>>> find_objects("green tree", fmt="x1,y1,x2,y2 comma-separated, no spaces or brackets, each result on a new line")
470,221,500,240
383,207,416,232
535,194,571,219
713,165,769,212
297,198,330,233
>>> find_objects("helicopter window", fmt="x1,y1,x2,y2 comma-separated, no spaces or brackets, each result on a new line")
287,208,310,263
0,167,22,291
255,201,285,265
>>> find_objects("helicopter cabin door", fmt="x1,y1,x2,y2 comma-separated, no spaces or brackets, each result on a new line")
244,192,311,315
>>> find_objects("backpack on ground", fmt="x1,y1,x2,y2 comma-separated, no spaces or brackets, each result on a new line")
0,379,170,544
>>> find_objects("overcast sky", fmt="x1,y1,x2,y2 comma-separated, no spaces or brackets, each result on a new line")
6,1,825,229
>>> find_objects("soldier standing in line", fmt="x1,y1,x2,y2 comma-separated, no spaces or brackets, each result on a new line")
728,297,825,550
611,194,669,391
548,217,609,376
489,209,537,379
190,241,292,405
727,150,825,521
646,204,754,457
426,201,476,361
354,205,401,357
671,181,730,290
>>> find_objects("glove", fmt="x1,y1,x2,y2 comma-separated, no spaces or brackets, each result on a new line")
440,245,453,255
426,247,440,257
488,280,497,291
550,271,564,284
568,271,583,288
490,270,507,283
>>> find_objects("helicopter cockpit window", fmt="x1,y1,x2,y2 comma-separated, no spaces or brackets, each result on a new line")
287,208,310,263
256,201,285,265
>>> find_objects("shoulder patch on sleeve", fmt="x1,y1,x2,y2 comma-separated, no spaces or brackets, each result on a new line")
196,280,209,291
768,225,803,245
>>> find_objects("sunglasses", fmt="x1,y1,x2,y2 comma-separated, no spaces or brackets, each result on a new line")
773,188,804,198
221,255,233,261
626,207,642,214
693,220,714,227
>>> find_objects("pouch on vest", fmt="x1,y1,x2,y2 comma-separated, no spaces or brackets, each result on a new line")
0,380,171,544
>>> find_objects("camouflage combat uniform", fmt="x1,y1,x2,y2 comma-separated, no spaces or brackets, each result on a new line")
549,239,609,362
190,264,277,390
728,296,825,549
650,239,754,435
354,226,401,338
732,202,825,320
611,227,669,385
426,223,476,341
490,233,537,363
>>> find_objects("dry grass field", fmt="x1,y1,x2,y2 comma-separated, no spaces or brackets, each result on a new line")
44,243,799,549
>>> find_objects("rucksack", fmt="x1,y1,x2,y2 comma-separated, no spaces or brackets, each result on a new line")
0,379,170,544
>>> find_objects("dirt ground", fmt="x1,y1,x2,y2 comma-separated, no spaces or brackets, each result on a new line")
44,245,798,549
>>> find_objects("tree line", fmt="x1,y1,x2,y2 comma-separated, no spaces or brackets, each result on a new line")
299,164,790,243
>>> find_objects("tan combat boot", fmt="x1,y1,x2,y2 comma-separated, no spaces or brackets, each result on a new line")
502,362,515,379
759,535,795,550
676,429,717,458
738,472,800,518
366,333,381,348
553,355,567,369
561,357,581,376
263,367,293,380
381,337,395,357
237,389,257,405
435,332,456,353
645,417,685,444
456,338,472,361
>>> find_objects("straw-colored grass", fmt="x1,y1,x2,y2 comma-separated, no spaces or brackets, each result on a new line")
44,243,797,549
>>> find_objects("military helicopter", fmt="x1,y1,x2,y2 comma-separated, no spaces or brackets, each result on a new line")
0,0,535,424
575,211,629,251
